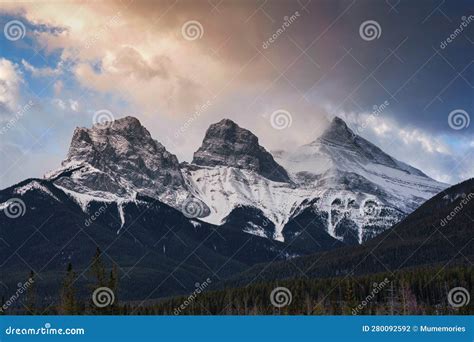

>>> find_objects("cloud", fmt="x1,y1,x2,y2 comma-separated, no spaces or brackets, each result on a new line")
0,58,23,118
344,113,472,184
72,44,217,114
51,97,79,112
0,1,316,118
21,59,62,77
68,99,79,111
52,98,66,110
1,1,254,116
397,128,449,154
372,121,391,136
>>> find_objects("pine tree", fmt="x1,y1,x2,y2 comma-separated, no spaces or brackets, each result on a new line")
59,263,77,314
90,247,106,287
107,264,119,314
25,270,36,315
89,247,107,314
343,281,357,315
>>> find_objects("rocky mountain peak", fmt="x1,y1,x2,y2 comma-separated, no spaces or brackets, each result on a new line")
85,115,151,141
319,116,356,143
192,119,291,183
293,116,430,179
54,116,186,200
101,115,144,131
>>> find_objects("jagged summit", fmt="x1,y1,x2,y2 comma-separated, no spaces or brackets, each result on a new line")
192,119,291,183
98,115,142,127
49,115,187,205
80,116,149,138
65,115,165,164
318,116,356,143
39,114,448,245
297,116,426,176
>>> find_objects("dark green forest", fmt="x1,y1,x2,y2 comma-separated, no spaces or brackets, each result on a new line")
140,265,473,315
3,249,472,316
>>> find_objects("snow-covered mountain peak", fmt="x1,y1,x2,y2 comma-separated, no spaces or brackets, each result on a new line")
47,116,188,208
192,118,291,183
275,116,446,205
39,115,448,246
289,116,429,178
317,116,356,143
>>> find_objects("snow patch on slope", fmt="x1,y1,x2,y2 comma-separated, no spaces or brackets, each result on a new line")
14,181,60,201
182,165,314,241
54,185,133,231
243,222,268,238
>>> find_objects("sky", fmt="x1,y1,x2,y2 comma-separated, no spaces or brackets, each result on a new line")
0,0,472,189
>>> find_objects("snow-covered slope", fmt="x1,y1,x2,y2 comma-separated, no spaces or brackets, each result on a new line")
273,118,446,212
273,118,447,242
184,117,447,244
42,115,447,245
182,164,312,241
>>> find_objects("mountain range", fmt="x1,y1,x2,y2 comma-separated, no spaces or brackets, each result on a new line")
45,116,446,243
0,115,454,302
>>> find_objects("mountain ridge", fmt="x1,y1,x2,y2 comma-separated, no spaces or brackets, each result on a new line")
38,115,446,244
0,115,461,304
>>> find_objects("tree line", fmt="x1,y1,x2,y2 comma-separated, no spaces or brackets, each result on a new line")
142,265,473,315
2,261,472,315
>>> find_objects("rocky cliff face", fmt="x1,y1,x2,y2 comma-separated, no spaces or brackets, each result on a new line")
48,116,187,205
192,119,290,183
42,115,447,245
